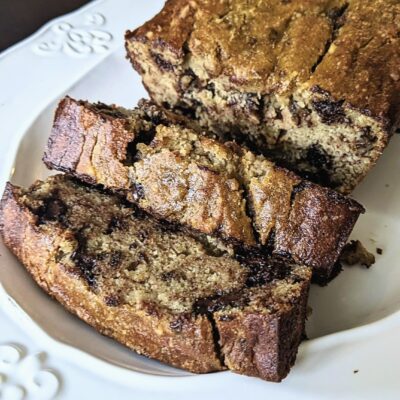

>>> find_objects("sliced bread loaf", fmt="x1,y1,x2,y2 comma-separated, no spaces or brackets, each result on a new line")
44,97,364,284
125,0,400,193
0,175,311,382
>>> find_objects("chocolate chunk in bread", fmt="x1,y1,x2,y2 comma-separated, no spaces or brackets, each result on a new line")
0,175,311,382
43,97,364,284
126,0,400,193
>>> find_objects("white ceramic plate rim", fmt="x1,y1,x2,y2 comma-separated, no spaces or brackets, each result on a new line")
1,0,400,397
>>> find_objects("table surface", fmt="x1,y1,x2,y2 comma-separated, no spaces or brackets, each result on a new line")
0,0,92,52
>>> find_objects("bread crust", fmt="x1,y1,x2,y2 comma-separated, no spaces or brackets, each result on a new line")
215,300,307,381
126,0,399,127
47,97,134,189
0,178,311,381
125,0,399,193
44,97,364,283
0,182,222,373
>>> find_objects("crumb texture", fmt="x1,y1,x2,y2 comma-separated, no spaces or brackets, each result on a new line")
0,175,312,381
44,97,364,283
126,0,400,193
340,240,375,268
18,175,246,314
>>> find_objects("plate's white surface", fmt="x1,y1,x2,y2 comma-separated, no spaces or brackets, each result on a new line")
1,1,400,399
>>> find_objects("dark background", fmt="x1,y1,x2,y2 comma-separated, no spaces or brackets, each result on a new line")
0,0,92,52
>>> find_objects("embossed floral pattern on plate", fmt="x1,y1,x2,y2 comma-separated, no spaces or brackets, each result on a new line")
32,13,113,58
0,343,60,400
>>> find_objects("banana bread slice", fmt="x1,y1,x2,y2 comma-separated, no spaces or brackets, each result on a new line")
0,175,311,382
44,97,364,284
125,0,400,193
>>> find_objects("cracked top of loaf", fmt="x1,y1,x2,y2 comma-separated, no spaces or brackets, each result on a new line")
127,0,400,127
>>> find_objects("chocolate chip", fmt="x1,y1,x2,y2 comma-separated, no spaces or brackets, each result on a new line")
266,229,276,252
160,271,172,281
127,260,139,271
206,82,216,96
36,197,68,225
55,250,66,263
71,230,98,287
137,252,148,263
151,52,174,72
72,251,97,287
160,271,183,281
296,169,334,189
277,129,287,142
184,68,196,79
173,104,198,120
46,198,67,219
129,242,138,250
307,144,331,169
245,261,292,287
157,219,181,233
193,291,248,314
275,108,283,120
360,126,377,143
312,99,346,124
235,245,270,268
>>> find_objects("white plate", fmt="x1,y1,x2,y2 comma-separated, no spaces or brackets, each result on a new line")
1,1,400,399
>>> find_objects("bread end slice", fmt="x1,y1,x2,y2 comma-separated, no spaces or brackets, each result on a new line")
0,176,311,381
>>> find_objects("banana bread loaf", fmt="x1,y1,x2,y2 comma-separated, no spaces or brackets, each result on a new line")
43,97,364,284
0,175,311,382
125,0,400,193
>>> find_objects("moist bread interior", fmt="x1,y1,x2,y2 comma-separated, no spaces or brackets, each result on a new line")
21,175,308,316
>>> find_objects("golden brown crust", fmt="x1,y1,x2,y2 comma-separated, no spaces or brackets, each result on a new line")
132,148,256,245
126,0,399,194
275,182,362,273
215,292,308,382
0,183,222,373
309,0,400,127
45,97,134,190
0,178,312,381
43,97,364,283
126,0,199,59
127,0,400,124
242,158,302,246
127,0,337,91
